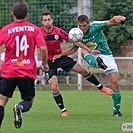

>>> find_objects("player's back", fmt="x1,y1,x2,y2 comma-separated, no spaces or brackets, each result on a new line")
0,21,44,79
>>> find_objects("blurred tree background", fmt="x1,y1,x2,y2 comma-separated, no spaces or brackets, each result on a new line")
0,0,132,55
92,0,133,55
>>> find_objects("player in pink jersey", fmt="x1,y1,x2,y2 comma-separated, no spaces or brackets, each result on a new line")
0,0,49,129
40,11,112,117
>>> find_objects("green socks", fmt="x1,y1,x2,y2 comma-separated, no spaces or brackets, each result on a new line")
84,54,98,67
84,53,122,114
112,91,121,113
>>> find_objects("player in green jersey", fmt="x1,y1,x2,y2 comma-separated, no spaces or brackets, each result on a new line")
53,15,126,116
77,15,126,117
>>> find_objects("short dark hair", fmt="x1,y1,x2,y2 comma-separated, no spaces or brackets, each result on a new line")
41,11,53,20
77,15,90,23
12,0,28,19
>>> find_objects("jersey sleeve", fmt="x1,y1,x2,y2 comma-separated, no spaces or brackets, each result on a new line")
35,27,46,47
0,28,5,46
91,21,107,31
60,29,70,41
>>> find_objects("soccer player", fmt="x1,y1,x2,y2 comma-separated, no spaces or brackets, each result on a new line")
56,15,126,116
0,0,49,129
40,11,112,117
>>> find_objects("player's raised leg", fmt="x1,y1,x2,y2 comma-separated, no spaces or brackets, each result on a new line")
82,50,107,70
71,63,112,96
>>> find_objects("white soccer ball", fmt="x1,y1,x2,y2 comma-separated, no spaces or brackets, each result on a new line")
68,28,83,42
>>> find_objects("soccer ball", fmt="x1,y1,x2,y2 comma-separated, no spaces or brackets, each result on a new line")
68,28,83,42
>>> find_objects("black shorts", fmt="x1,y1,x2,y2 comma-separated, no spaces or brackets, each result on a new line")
0,76,3,91
0,77,35,100
47,56,76,80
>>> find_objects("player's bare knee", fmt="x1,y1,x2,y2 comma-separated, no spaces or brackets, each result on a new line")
80,67,89,76
51,84,58,93
81,50,88,58
113,80,119,86
81,51,85,58
112,80,121,91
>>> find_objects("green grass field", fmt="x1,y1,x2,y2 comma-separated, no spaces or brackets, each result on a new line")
0,90,132,133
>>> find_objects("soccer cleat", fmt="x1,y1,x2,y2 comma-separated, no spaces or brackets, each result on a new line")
13,105,22,129
101,87,112,96
113,111,123,117
97,57,107,70
62,111,68,117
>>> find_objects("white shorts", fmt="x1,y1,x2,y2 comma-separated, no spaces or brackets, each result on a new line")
93,54,118,75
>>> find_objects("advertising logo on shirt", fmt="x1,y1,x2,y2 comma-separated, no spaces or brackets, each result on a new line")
11,58,30,66
54,35,59,40
86,42,97,50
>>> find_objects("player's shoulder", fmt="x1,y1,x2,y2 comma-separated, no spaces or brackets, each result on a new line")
0,22,14,31
90,21,107,30
25,21,40,29
54,26,68,35
53,26,61,30
52,26,63,35
91,21,107,26
40,26,44,31
3,21,40,30
0,23,13,35
53,26,62,32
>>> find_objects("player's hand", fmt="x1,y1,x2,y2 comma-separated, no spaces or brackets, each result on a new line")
52,53,62,62
42,63,49,72
113,16,126,22
90,50,101,54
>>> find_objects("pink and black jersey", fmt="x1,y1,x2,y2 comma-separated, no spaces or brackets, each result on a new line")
40,26,69,61
0,21,46,79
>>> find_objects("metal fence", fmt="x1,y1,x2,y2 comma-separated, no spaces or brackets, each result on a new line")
35,57,133,90
0,0,132,90
0,0,78,31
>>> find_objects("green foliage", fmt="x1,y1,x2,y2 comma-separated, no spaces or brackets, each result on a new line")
32,0,77,31
0,0,77,32
92,0,133,55
0,0,132,55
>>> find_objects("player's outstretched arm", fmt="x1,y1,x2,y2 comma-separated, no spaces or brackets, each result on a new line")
52,46,78,61
106,15,126,26
74,41,92,53
74,41,101,54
